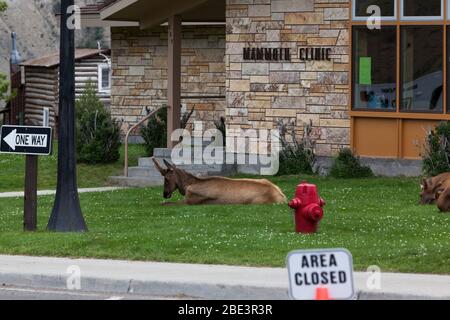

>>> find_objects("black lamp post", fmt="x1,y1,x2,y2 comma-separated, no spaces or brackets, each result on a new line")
47,0,87,232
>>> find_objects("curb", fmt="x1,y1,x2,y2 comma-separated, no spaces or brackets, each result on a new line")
0,273,289,300
1,272,450,300
1,256,449,300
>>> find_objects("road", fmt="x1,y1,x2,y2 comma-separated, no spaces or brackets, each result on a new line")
0,286,191,300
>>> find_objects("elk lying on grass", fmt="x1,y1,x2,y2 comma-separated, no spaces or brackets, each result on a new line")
420,172,450,205
152,158,287,205
436,187,450,212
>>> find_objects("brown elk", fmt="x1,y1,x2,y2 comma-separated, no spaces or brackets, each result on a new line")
420,172,450,205
436,187,450,212
152,158,287,205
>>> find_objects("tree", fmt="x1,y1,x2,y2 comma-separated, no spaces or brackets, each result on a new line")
0,1,8,105
0,74,8,102
0,1,7,13
76,81,121,164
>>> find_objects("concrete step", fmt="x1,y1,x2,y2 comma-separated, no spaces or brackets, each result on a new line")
139,158,225,172
153,147,226,161
128,167,162,178
153,148,172,158
109,176,163,187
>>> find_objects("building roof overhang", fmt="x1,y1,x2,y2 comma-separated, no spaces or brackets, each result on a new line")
57,2,139,27
99,0,225,29
20,49,111,68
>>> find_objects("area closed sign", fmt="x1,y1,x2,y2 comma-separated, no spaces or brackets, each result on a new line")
0,125,52,156
287,248,355,300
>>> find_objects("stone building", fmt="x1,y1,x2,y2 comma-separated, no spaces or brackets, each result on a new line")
81,0,450,175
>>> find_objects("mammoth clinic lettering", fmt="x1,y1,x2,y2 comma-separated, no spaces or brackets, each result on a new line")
243,48,291,61
243,47,332,62
299,47,332,61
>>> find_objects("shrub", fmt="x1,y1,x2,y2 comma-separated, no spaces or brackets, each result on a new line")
0,73,9,102
141,107,167,157
277,120,316,176
422,121,450,177
329,148,374,179
214,116,226,146
76,81,121,164
140,106,195,156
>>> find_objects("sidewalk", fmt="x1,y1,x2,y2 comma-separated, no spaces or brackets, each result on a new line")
0,187,126,198
0,255,449,300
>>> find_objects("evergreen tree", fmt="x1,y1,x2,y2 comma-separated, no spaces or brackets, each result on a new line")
76,81,122,164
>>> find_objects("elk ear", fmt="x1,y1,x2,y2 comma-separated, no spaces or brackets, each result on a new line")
152,157,167,176
421,178,428,190
163,159,176,171
435,188,444,200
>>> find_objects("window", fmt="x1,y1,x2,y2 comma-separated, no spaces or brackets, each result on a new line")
401,26,443,112
98,64,111,93
353,27,397,110
353,0,396,20
401,0,443,20
352,0,449,114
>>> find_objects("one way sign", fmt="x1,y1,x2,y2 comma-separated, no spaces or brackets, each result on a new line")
0,125,52,156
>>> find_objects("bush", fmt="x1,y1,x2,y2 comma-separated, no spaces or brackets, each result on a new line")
277,120,316,176
214,116,226,146
141,107,167,157
422,121,450,177
329,148,374,179
76,82,121,164
140,106,195,156
0,73,10,102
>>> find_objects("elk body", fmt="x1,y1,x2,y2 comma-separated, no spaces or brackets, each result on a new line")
437,187,450,212
420,172,450,205
153,158,287,205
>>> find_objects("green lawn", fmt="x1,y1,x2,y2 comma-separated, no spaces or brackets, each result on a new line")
0,175,449,274
0,143,147,192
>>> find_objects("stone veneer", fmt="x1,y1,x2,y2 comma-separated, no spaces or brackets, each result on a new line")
225,0,351,156
110,26,226,134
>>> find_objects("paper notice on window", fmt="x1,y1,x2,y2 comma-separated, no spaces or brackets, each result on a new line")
359,57,372,85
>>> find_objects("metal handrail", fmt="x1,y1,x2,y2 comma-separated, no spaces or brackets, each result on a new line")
124,105,166,177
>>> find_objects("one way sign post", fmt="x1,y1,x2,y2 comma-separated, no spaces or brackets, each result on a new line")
0,125,52,155
1,125,53,231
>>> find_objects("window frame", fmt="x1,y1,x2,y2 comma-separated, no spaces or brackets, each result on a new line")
98,63,111,94
351,26,398,112
400,25,444,113
350,0,449,117
400,0,444,21
352,0,397,21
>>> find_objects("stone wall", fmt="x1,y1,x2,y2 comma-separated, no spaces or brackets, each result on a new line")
110,26,226,134
225,0,351,156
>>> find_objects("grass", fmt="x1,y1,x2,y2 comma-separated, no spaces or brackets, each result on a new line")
0,143,147,192
0,175,449,274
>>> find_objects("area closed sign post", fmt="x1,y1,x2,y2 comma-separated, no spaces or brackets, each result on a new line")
287,249,355,300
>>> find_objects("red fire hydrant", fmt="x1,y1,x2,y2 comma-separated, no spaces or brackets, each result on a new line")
288,181,325,234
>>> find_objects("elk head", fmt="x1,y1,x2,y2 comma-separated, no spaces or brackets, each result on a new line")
152,158,180,199
420,178,442,205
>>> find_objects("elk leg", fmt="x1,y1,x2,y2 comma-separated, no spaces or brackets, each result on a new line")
185,189,216,205
161,200,187,206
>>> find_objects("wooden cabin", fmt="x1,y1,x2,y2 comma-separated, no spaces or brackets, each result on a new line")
19,48,111,128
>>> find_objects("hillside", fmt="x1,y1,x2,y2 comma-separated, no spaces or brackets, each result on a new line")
0,0,109,75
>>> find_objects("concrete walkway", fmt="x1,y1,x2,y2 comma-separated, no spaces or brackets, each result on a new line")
0,187,126,198
0,255,449,300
